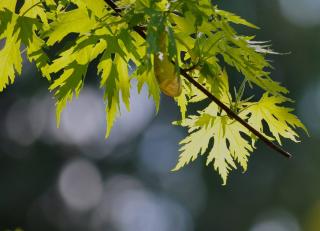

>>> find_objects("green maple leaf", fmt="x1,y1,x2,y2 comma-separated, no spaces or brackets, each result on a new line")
0,31,22,92
0,8,12,35
99,54,131,137
175,81,189,119
215,8,259,29
173,103,254,185
72,0,107,18
19,0,50,27
173,72,253,184
135,59,161,111
49,62,88,126
46,35,107,124
241,93,308,145
100,58,120,138
44,8,98,45
14,16,40,46
0,5,50,88
0,0,16,12
0,11,22,92
26,32,51,80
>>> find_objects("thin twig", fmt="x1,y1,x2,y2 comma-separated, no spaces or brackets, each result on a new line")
103,0,292,158
21,1,42,17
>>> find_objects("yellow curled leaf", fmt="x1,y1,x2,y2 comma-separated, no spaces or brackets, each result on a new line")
154,31,182,97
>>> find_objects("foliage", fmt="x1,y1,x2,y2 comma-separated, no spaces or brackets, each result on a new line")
0,0,307,184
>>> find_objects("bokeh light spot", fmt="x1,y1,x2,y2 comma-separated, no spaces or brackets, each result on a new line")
279,0,320,27
58,158,103,212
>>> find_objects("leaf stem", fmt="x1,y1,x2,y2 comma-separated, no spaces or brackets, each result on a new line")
103,0,292,159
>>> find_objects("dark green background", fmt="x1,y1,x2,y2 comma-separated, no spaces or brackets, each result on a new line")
0,0,319,230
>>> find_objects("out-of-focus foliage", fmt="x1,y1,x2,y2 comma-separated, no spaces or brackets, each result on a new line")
0,0,306,183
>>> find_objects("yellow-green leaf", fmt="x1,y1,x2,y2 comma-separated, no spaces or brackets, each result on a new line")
45,9,97,45
241,93,308,145
72,0,107,18
0,15,22,92
0,0,16,11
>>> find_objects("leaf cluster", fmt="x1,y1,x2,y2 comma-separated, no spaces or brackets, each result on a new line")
0,0,307,184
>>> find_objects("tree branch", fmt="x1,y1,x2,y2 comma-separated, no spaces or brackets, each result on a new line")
103,0,292,158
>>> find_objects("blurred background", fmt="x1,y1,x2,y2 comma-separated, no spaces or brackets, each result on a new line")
0,0,319,230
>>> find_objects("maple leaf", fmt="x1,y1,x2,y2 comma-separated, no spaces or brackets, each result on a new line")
44,8,97,46
99,54,131,137
173,74,253,184
0,11,22,92
72,0,108,18
46,35,107,124
241,93,308,145
0,0,16,11
19,0,49,27
135,59,161,111
49,62,88,126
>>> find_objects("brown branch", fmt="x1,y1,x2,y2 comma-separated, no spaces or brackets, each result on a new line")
104,0,292,158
